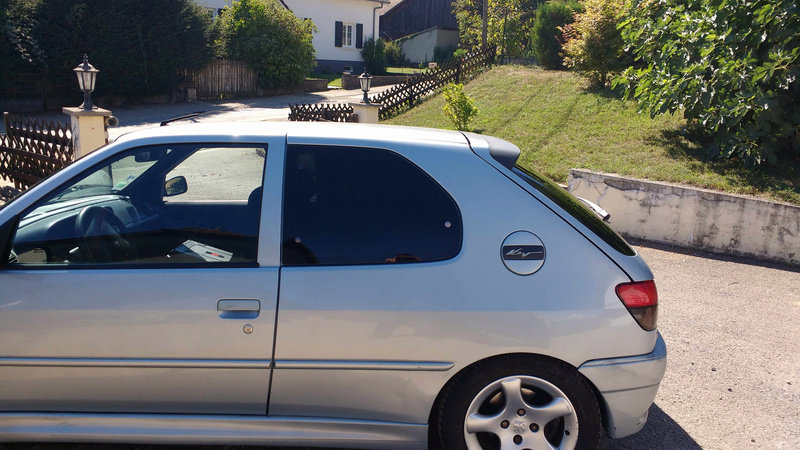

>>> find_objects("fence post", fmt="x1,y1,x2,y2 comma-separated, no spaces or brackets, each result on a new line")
62,107,112,159
349,102,381,124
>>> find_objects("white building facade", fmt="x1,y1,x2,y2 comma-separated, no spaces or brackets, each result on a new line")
195,0,387,74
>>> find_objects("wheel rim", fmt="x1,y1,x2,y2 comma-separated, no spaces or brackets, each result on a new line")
463,375,579,450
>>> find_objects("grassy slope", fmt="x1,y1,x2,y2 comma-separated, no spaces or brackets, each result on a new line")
385,65,800,205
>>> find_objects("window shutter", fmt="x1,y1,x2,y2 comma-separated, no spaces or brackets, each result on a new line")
356,23,364,49
335,21,343,47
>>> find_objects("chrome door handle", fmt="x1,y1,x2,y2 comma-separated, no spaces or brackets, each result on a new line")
217,299,261,312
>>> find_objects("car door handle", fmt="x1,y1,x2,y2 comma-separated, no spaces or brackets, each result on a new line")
217,299,261,318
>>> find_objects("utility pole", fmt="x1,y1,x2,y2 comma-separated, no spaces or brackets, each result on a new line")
482,0,488,48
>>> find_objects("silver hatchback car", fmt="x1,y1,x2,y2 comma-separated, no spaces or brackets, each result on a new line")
0,123,665,449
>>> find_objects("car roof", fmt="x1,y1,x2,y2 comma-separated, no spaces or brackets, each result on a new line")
113,122,471,147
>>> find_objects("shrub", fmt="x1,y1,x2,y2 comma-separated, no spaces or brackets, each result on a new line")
361,37,387,74
23,0,213,100
529,1,583,70
617,0,800,165
442,83,478,131
434,45,457,65
560,0,626,88
385,39,405,67
215,0,316,89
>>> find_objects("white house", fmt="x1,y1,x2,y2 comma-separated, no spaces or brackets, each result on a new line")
195,0,389,74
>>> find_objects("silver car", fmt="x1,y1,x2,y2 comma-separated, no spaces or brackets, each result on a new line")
0,123,665,449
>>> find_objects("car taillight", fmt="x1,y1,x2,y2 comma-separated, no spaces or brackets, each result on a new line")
616,280,658,331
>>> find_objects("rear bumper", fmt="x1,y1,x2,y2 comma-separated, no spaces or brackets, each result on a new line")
578,331,667,438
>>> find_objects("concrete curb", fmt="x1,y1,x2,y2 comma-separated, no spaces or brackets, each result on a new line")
567,169,799,267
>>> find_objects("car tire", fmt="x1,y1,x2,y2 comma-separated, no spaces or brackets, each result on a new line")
434,355,601,450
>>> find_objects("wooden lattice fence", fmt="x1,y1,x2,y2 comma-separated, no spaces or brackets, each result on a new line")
372,46,496,120
288,103,357,122
288,46,495,123
1,112,73,190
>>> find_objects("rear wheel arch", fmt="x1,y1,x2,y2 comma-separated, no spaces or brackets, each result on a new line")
428,352,604,449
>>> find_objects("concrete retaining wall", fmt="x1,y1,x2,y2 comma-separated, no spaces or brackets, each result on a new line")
567,169,800,266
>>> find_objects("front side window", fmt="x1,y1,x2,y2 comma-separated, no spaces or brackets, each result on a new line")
282,145,462,265
7,143,266,266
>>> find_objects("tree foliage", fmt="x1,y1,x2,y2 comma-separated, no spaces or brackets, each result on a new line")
617,0,800,165
560,0,626,87
530,1,583,69
452,0,531,58
213,0,316,90
2,0,212,101
384,39,406,67
361,37,387,74
442,83,478,131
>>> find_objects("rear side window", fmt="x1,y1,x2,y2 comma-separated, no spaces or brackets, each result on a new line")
282,145,462,265
512,165,636,256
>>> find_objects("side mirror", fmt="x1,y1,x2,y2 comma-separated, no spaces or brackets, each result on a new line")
164,176,188,197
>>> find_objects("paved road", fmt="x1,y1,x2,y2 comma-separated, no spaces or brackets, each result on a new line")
0,85,397,141
0,241,797,449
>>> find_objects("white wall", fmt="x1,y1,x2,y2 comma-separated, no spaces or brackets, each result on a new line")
195,0,229,17
401,28,460,64
285,0,381,63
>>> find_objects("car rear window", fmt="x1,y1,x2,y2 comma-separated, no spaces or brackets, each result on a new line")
512,164,636,256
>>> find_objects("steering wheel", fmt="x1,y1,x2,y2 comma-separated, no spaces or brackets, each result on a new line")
75,205,138,263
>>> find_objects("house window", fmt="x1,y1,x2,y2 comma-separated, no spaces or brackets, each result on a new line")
335,21,364,49
342,22,354,48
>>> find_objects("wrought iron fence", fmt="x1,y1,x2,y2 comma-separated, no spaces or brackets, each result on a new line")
288,46,495,123
288,103,357,122
1,112,73,190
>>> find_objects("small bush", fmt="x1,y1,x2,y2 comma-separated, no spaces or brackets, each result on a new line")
530,1,583,70
360,37,387,74
385,39,405,67
560,0,625,88
442,83,478,131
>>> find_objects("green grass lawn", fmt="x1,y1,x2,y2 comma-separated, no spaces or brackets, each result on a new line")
311,73,342,88
385,65,800,205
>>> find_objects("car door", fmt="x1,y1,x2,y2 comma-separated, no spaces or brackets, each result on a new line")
269,143,465,423
0,140,284,415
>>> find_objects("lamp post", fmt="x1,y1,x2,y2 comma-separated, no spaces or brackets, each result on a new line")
73,54,99,110
359,69,372,104
64,54,111,159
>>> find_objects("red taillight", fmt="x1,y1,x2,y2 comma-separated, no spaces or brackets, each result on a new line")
616,280,658,331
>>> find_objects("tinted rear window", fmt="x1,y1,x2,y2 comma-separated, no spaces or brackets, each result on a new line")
512,165,635,256
282,145,462,265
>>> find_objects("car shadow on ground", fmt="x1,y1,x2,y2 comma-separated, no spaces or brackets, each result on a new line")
599,403,700,449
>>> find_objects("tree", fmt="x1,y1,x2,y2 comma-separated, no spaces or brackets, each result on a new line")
617,0,800,165
452,0,528,58
560,0,626,88
214,0,316,90
5,0,212,102
529,1,583,70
